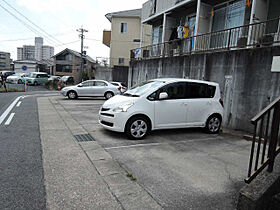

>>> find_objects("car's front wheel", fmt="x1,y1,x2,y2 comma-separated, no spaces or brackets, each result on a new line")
18,79,22,84
125,116,150,140
34,81,38,86
104,91,114,100
67,91,77,99
205,115,222,134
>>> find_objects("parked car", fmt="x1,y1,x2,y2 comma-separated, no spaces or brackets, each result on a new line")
25,72,49,85
6,73,28,84
0,71,15,82
48,75,61,81
60,80,121,100
110,82,127,93
61,76,74,85
99,78,224,139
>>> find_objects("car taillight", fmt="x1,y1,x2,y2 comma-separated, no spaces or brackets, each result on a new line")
118,87,121,91
219,98,224,107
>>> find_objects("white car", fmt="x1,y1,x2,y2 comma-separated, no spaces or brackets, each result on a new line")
61,79,121,100
110,82,127,93
99,78,224,139
6,73,28,84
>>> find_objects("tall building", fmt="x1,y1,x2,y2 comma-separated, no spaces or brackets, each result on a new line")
42,45,54,60
35,37,43,61
16,37,54,61
17,47,23,60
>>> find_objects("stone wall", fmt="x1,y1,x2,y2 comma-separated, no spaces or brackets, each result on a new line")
129,46,280,132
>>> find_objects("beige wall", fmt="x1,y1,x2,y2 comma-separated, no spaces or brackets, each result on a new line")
0,51,11,70
110,17,142,67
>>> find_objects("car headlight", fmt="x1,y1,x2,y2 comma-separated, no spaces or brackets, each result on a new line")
113,102,134,112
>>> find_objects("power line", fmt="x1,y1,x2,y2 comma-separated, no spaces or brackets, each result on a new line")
55,40,80,47
0,31,76,42
1,0,64,45
0,3,57,46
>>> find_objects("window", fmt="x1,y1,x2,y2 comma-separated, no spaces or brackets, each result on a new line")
186,83,216,98
0,62,6,67
56,53,72,61
133,39,140,43
121,23,127,33
36,74,48,78
157,82,187,100
56,64,73,73
152,26,163,44
0,54,6,59
94,81,107,86
82,81,94,87
119,58,124,65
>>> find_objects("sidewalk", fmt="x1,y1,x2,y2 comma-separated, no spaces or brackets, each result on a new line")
38,96,162,209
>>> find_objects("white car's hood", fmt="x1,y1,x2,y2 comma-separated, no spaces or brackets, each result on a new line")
7,75,19,79
102,95,138,108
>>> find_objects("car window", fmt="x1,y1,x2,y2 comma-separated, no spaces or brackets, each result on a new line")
95,81,107,86
121,83,127,87
111,82,118,86
82,81,94,87
186,83,216,98
157,82,187,100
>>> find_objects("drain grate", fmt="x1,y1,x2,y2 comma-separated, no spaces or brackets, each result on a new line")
74,134,95,142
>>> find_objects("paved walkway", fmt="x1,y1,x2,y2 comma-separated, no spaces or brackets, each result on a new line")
38,97,162,209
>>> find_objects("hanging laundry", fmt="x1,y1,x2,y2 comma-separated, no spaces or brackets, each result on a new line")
183,25,190,38
177,26,184,39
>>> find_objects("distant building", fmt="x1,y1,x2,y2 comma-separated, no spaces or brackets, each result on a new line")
0,51,11,71
35,37,43,61
53,48,96,83
13,59,47,73
17,37,54,61
103,9,151,67
42,46,54,60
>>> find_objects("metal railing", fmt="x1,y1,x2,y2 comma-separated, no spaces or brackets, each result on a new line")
245,96,280,183
131,17,280,60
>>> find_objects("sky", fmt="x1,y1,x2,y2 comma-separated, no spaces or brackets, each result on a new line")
0,0,147,60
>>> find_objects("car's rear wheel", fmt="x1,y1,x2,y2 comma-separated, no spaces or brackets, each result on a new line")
205,115,221,134
68,91,77,99
125,116,150,140
34,81,38,86
105,91,114,100
18,79,22,84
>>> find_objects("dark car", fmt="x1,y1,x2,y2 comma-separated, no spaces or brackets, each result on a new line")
61,76,74,85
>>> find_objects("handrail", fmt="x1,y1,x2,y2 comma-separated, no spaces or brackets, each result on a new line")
251,96,280,123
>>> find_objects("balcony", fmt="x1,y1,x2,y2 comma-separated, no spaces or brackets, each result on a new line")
131,17,280,60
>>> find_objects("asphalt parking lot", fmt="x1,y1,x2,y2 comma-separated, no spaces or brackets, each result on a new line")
57,97,252,209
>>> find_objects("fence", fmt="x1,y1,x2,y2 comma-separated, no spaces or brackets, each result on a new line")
131,17,280,60
1,83,25,92
245,96,280,183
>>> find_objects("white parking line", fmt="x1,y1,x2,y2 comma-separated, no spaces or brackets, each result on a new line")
0,96,22,125
105,137,220,150
16,101,22,107
4,113,15,125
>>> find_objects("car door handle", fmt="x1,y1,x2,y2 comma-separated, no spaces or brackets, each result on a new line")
181,102,188,106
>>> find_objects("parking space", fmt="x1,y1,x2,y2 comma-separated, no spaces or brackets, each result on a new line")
57,97,251,209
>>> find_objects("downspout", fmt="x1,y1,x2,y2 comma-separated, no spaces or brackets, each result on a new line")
247,0,257,45
194,0,201,50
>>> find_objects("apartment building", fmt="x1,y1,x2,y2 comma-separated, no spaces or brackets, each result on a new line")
103,9,151,67
137,0,280,56
17,37,54,60
0,51,11,71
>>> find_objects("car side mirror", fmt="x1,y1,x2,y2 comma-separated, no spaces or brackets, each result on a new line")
159,92,168,100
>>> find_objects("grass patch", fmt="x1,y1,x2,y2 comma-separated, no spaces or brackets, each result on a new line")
127,173,137,181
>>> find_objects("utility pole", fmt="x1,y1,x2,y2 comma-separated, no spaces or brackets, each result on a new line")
76,27,88,80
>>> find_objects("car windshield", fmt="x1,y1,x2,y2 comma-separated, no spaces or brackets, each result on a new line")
124,81,164,97
62,76,68,81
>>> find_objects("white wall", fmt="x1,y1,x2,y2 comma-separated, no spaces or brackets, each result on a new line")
14,63,37,74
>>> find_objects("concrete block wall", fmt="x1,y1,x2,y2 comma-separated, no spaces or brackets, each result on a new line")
129,47,280,132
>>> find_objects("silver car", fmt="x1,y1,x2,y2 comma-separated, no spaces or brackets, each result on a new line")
61,80,121,100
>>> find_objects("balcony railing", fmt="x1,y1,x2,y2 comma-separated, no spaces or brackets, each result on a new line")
131,17,280,60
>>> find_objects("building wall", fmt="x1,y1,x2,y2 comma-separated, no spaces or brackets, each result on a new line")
14,62,37,73
0,51,11,70
17,48,23,60
35,37,43,61
42,46,54,60
129,46,280,132
110,17,142,67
